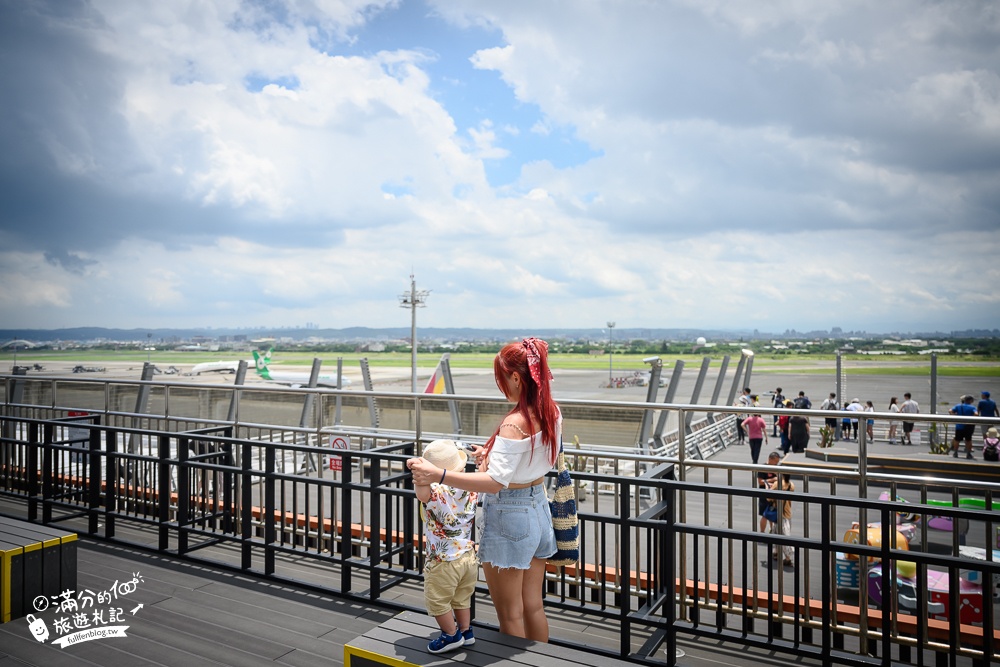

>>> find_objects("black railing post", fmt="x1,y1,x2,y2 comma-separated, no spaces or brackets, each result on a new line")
87,421,101,535
369,451,382,601
820,498,832,667
619,478,632,658
42,422,54,523
341,449,353,594
104,428,117,539
177,433,189,555
27,421,39,522
223,441,234,535
241,441,253,570
402,442,416,573
264,442,276,576
665,478,677,667
158,434,171,551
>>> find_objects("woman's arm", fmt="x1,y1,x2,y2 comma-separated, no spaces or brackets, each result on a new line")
407,457,504,494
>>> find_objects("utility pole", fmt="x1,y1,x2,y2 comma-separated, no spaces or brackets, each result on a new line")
399,274,430,392
607,321,616,385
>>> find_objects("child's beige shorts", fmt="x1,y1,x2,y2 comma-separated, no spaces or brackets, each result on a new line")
424,551,478,617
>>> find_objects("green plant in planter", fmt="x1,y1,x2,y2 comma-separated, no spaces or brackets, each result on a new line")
819,426,835,448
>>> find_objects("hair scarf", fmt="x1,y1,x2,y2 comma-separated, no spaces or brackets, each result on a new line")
522,337,553,386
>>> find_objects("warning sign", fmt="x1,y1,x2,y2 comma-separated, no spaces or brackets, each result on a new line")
67,411,90,463
328,436,349,471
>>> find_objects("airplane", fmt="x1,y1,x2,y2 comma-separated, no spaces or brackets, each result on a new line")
187,351,268,376
251,349,350,388
188,360,243,375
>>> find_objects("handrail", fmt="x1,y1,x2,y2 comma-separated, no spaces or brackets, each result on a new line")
2,375,1000,666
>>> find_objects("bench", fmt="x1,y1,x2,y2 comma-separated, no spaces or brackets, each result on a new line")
345,609,633,667
0,517,77,623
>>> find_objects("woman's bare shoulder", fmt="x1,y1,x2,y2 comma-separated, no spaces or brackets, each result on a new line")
499,411,532,438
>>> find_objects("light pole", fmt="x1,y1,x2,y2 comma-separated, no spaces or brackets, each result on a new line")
147,333,152,363
607,321,615,385
399,274,430,392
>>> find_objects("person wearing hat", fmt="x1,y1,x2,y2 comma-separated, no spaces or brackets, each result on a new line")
846,398,863,441
950,394,979,459
984,427,999,461
979,391,998,439
777,399,794,453
413,439,479,653
408,337,561,643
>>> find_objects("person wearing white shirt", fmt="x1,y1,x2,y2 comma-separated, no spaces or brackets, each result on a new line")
408,337,560,643
899,393,920,445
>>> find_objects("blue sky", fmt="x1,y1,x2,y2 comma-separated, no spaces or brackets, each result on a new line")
0,0,998,334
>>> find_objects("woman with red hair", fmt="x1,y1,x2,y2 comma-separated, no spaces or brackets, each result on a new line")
408,337,560,642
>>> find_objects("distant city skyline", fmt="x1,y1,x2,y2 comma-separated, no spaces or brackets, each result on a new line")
1,2,998,333
2,325,997,346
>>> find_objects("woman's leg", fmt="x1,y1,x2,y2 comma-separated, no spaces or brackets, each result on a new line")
521,557,549,642
482,563,526,638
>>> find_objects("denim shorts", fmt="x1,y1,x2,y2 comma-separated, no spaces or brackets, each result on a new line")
478,484,557,570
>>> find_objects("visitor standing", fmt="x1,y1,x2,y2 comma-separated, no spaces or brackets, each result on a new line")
887,397,900,444
950,394,978,459
772,388,785,436
789,410,810,453
743,413,769,465
979,391,998,439
820,393,839,437
865,400,875,442
899,393,920,445
408,337,560,642
847,398,863,441
735,388,753,445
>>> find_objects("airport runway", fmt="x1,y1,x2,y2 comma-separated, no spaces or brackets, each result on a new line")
12,357,998,414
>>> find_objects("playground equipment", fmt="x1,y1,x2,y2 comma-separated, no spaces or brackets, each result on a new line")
877,491,921,524
923,497,996,537
868,563,984,624
842,521,912,562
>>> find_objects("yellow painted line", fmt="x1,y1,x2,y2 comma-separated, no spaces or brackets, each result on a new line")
344,643,422,667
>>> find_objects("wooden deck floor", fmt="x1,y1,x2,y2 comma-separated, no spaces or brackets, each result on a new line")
0,535,827,667
0,538,395,667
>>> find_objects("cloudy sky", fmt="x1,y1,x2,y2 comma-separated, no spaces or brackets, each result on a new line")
1,1,998,334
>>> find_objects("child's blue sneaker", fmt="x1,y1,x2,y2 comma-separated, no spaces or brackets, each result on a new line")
461,627,475,645
428,630,464,654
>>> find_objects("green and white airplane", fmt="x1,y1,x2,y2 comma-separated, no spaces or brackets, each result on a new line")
251,349,350,387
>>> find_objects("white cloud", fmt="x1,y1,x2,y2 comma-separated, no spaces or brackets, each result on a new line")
0,0,997,334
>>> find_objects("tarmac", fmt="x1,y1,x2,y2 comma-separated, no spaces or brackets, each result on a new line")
11,355,998,415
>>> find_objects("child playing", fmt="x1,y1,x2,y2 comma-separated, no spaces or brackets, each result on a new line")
414,439,479,654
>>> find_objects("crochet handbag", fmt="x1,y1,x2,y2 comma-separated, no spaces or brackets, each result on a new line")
548,442,579,567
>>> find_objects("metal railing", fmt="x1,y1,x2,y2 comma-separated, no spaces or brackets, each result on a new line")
2,373,1000,666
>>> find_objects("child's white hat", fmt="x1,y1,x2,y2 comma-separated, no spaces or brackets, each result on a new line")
422,439,467,473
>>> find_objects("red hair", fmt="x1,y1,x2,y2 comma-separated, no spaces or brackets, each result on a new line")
485,339,559,465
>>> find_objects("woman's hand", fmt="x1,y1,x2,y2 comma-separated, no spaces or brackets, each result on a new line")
406,457,443,485
466,444,485,468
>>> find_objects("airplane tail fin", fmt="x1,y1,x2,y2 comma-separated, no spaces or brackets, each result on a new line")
252,348,274,380
424,353,451,394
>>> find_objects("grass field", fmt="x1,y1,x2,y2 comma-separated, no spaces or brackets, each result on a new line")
3,349,999,377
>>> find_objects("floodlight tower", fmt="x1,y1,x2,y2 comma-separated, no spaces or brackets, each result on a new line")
399,274,430,392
